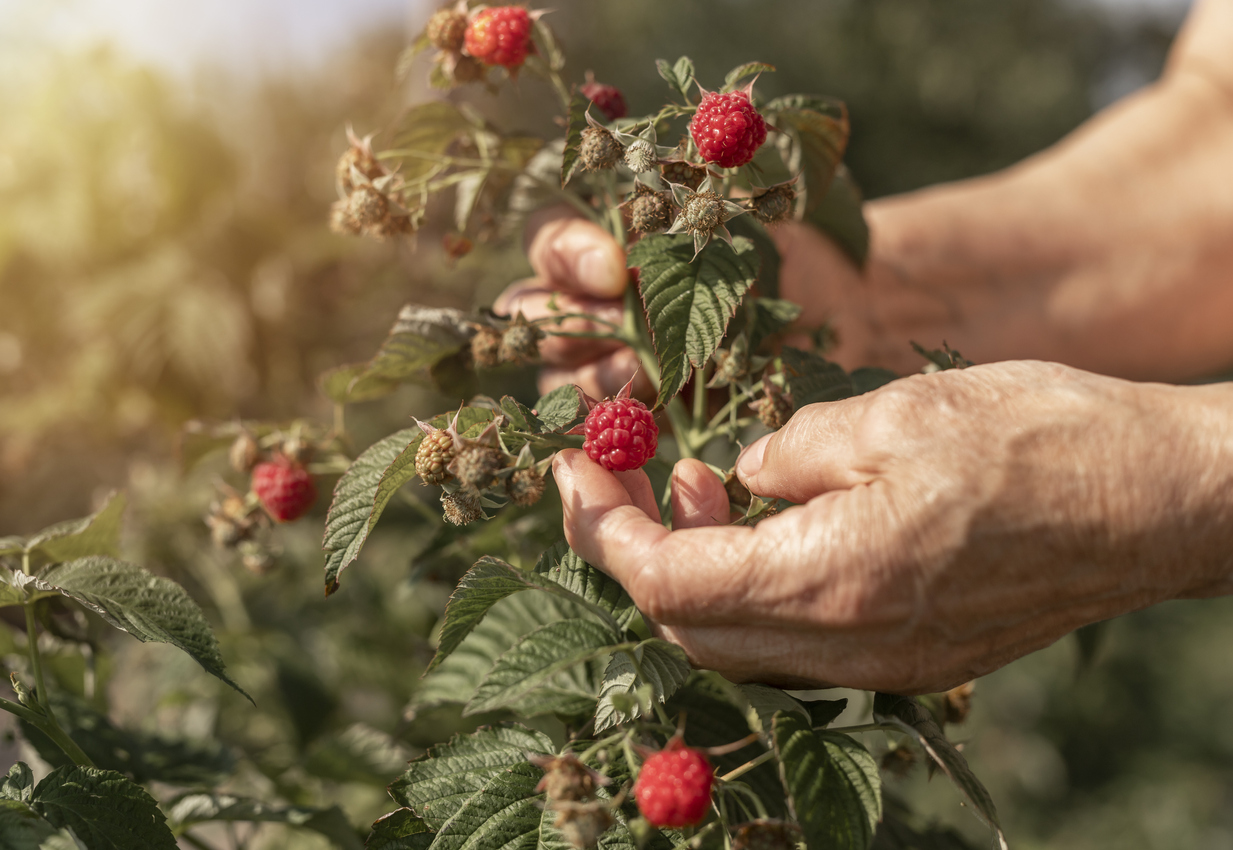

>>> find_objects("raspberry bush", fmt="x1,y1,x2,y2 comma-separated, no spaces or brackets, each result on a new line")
0,5,1006,848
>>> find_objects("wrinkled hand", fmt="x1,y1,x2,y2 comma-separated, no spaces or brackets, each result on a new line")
554,361,1233,694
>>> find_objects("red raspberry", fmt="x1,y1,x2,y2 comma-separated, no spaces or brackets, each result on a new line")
464,6,533,69
689,90,767,169
580,81,627,121
633,741,714,828
583,397,658,472
251,458,317,522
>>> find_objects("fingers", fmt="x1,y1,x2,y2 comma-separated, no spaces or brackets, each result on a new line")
537,347,651,401
670,459,728,530
736,399,874,502
613,469,660,520
527,214,628,299
495,281,625,366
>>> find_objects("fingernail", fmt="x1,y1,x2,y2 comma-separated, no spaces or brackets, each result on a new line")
577,248,622,297
736,437,770,482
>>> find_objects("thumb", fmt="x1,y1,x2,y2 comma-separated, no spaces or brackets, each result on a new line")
527,212,627,299
736,399,873,503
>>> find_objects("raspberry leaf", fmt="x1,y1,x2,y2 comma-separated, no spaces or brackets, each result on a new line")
414,592,601,715
390,725,554,829
781,347,855,406
594,639,691,732
388,102,473,185
319,305,471,405
34,557,250,701
32,765,177,850
10,491,126,571
467,619,629,715
722,62,777,93
0,797,81,850
162,793,361,849
365,809,434,850
428,552,626,674
656,56,696,103
772,106,849,215
772,713,882,850
739,683,809,734
629,234,761,407
803,164,870,267
873,694,1008,850
534,384,588,432
304,723,412,787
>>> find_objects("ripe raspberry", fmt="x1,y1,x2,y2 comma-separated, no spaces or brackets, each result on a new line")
251,458,317,522
583,397,658,472
464,6,534,69
426,8,467,51
633,741,714,828
689,90,768,169
580,80,627,121
415,430,457,486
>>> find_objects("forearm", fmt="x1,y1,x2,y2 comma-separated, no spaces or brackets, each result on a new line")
849,0,1233,381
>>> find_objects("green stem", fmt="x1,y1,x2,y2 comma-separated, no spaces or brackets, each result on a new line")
717,749,776,783
0,695,43,725
22,606,47,710
691,365,707,432
665,399,695,460
576,729,630,764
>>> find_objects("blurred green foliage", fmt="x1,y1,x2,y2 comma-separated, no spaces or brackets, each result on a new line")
6,1,1227,848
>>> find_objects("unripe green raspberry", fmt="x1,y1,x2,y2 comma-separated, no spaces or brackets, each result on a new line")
579,127,622,172
426,8,467,51
452,442,505,490
415,430,457,486
506,467,546,507
678,191,725,238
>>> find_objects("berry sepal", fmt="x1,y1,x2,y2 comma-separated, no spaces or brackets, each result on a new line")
665,177,749,258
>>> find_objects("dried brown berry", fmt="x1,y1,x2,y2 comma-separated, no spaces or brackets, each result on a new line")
629,188,672,234
944,681,975,725
751,184,796,224
555,803,614,849
416,430,457,486
329,199,360,235
659,159,708,190
441,488,483,525
470,326,503,369
579,126,622,172
750,377,793,431
451,442,506,490
506,467,546,507
336,144,385,195
499,322,543,365
723,470,752,509
228,432,260,473
731,820,800,850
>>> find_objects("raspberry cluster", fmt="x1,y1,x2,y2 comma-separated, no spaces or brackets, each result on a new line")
583,397,658,472
252,457,317,522
633,741,714,828
689,90,768,169
464,6,534,69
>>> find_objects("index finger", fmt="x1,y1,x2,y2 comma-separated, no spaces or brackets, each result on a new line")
526,210,627,299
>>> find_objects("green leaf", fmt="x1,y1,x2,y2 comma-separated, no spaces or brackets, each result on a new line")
389,102,473,184
0,764,33,803
749,298,803,353
19,693,233,786
874,792,983,850
656,56,696,102
22,493,126,567
781,347,854,407
163,794,362,849
772,713,881,850
803,698,849,729
723,62,776,92
428,552,625,673
533,540,638,629
773,107,848,215
0,798,82,850
366,809,434,850
0,537,25,557
764,94,847,122
35,557,249,700
319,306,471,405
32,766,176,850
594,639,691,732
804,164,869,267
467,619,625,715
726,216,782,301
561,92,590,186
630,234,761,407
739,684,807,734
850,368,898,396
533,385,587,433
305,723,412,787
322,428,419,595
390,725,553,830
872,694,1007,850
426,761,545,850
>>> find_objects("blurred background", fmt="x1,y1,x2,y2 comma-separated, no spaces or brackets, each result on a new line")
6,0,1233,848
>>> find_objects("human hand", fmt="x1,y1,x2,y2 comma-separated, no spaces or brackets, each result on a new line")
494,208,634,399
553,361,1233,694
